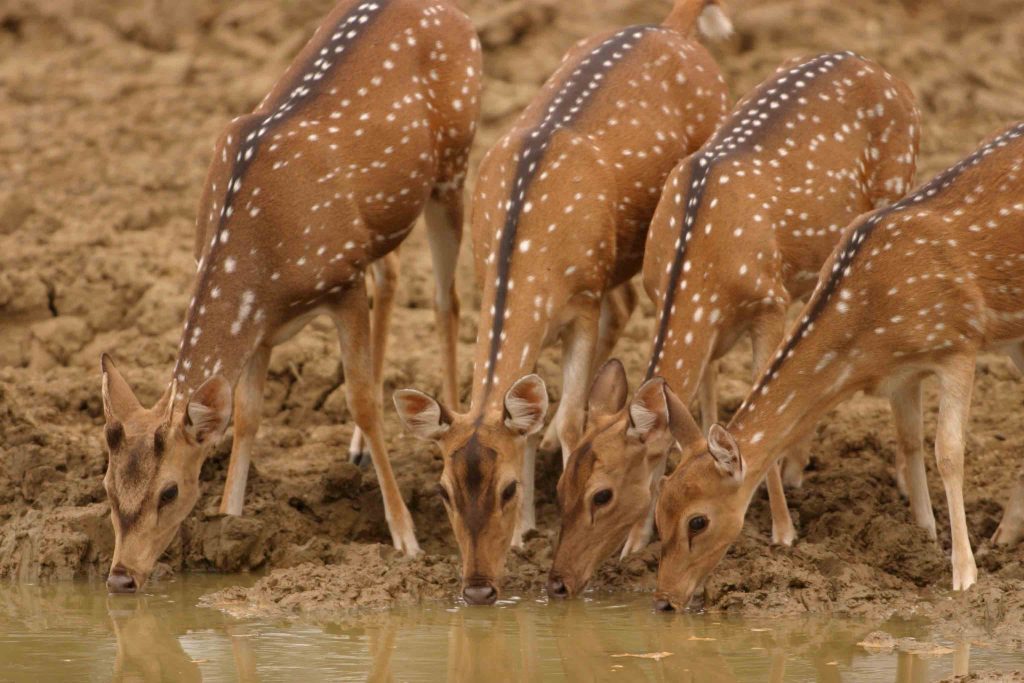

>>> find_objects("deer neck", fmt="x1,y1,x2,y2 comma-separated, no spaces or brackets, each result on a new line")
169,262,275,406
468,278,557,416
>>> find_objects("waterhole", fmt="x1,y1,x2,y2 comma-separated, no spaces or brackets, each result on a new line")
0,575,1020,681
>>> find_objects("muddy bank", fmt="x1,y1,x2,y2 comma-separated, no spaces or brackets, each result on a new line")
2,0,1024,640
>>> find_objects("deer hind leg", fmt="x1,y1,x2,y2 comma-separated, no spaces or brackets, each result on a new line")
890,377,937,538
219,345,271,516
424,191,464,410
540,283,636,452
349,252,400,469
934,355,978,590
332,286,420,556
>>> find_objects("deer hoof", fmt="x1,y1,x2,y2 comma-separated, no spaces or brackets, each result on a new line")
349,449,372,469
772,525,797,547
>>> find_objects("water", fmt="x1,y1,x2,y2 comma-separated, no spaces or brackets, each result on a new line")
0,576,1020,682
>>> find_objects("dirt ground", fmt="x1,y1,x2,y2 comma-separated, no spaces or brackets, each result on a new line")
2,0,1024,639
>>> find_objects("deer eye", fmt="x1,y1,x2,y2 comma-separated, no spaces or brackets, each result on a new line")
688,515,709,536
436,483,450,505
592,489,613,507
501,481,517,504
158,484,179,509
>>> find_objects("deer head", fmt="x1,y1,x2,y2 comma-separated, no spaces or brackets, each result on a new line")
394,375,548,605
100,354,231,593
548,362,689,598
653,422,750,611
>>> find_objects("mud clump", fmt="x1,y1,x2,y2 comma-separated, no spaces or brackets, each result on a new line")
1,0,1024,651
202,545,462,618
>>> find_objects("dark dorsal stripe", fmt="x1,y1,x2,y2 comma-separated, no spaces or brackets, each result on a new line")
646,52,855,379
483,25,664,395
751,120,1024,396
177,0,390,384
214,1,390,233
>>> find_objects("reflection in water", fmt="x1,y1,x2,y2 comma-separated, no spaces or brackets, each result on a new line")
0,579,1017,682
110,605,202,682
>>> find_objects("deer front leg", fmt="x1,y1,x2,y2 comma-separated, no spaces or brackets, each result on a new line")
934,355,978,590
991,466,1024,546
697,360,719,432
890,378,937,538
750,310,797,546
513,433,539,548
991,346,1024,545
332,286,420,557
555,310,600,465
219,345,272,516
779,434,813,489
540,283,636,453
621,453,667,558
424,194,463,410
349,252,400,469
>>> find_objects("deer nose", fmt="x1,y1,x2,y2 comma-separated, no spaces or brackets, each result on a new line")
107,565,137,594
547,576,569,599
462,584,497,605
653,597,675,612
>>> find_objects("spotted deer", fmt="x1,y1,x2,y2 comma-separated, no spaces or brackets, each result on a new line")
394,0,732,604
99,0,481,593
654,120,1024,610
548,52,920,597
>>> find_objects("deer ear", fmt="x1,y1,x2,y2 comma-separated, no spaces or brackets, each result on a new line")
100,354,142,422
626,378,670,443
183,376,232,445
587,359,629,420
707,424,743,480
394,389,452,441
503,374,548,436
664,383,704,455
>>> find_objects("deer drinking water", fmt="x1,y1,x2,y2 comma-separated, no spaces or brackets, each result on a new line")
100,0,482,593
394,0,732,604
548,52,920,597
654,120,1024,610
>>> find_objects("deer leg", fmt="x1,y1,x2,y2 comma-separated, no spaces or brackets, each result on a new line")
780,434,813,489
541,283,636,453
349,252,400,469
990,345,1024,545
513,433,539,548
219,345,271,516
890,377,937,538
991,466,1024,546
750,313,797,546
424,194,463,410
1007,341,1024,376
934,355,978,590
697,360,719,432
555,311,600,465
332,286,420,556
621,453,667,558
592,281,637,370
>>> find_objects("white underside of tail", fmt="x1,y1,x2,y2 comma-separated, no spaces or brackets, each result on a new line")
698,4,734,41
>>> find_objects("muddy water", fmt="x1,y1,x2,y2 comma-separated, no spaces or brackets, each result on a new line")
0,576,1020,682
